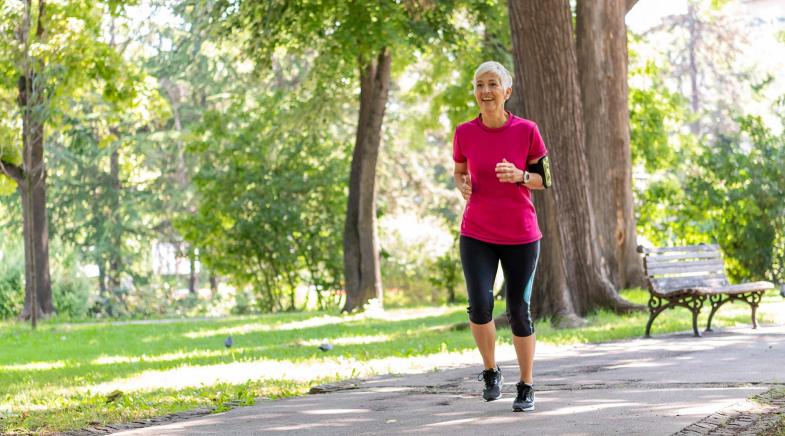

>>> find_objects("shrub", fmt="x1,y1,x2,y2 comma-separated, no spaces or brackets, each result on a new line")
0,244,24,319
52,274,90,319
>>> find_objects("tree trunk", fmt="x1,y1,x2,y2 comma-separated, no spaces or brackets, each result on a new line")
687,1,700,135
576,0,644,290
342,48,391,312
107,145,123,293
98,259,107,298
507,0,641,320
188,247,197,294
17,76,54,320
16,0,52,323
209,271,218,296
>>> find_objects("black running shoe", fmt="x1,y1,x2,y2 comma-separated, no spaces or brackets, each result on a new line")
513,382,535,412
478,365,503,401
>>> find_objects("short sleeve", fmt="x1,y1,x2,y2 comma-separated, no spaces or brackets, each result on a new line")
452,127,466,163
527,124,548,161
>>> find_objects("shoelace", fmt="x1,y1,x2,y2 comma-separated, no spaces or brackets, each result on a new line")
478,368,497,386
517,384,533,401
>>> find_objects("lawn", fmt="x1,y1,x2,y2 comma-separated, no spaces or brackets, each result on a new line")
1,289,783,434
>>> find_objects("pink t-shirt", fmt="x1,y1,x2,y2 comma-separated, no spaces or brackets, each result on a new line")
452,113,548,245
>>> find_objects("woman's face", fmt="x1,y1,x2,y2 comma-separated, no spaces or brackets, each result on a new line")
474,71,511,113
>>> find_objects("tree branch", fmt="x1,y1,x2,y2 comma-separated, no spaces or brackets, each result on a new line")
0,159,24,182
626,0,639,14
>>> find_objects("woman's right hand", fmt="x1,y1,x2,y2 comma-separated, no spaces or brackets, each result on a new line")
460,174,472,201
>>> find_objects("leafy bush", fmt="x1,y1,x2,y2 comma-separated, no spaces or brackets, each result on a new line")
178,92,347,312
0,247,24,319
52,274,90,319
682,115,785,282
427,232,462,304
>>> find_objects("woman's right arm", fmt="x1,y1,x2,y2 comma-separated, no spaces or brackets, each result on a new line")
454,162,471,201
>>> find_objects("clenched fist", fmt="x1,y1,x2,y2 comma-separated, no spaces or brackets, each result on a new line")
460,174,472,200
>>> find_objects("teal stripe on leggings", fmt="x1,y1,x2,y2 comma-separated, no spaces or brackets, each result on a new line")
522,250,539,304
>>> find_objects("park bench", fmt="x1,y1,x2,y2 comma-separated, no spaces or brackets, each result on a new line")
638,244,774,338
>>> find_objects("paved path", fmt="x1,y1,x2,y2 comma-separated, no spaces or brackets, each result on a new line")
112,325,785,435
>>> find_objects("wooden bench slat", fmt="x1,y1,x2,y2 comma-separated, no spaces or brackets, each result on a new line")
638,244,719,254
643,252,722,264
651,276,728,293
646,260,725,276
699,281,774,295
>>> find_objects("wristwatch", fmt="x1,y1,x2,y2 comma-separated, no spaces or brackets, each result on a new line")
523,170,530,184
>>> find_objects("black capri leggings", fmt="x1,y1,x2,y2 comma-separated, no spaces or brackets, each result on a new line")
459,235,540,337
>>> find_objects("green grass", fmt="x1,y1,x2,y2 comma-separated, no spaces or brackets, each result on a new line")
0,288,783,434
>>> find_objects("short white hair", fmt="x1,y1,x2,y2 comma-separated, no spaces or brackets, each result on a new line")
473,61,513,91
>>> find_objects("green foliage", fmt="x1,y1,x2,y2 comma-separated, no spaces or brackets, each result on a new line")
404,0,513,132
427,232,462,303
682,115,785,282
628,45,694,173
51,275,90,319
0,242,24,319
177,91,348,312
49,245,91,319
219,0,462,74
48,86,166,317
636,111,785,283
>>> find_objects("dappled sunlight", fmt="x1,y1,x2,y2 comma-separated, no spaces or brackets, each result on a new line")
0,361,66,371
302,408,369,415
78,345,517,395
425,417,481,427
92,349,228,365
606,359,668,369
183,307,459,339
182,323,274,339
274,307,458,330
296,335,391,346
541,401,631,416
268,418,373,432
647,388,759,416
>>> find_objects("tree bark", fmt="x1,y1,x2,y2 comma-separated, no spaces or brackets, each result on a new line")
107,144,123,293
687,1,700,135
342,48,391,312
17,1,53,322
508,0,641,319
209,271,218,296
188,248,197,294
576,0,644,289
18,75,54,320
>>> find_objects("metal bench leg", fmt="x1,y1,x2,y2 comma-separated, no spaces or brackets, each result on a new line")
750,291,763,329
706,294,727,332
645,295,665,338
687,295,706,337
690,302,702,337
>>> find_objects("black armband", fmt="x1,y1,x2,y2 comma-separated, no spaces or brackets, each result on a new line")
528,155,552,188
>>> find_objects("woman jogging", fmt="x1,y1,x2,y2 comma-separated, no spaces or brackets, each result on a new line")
452,61,551,412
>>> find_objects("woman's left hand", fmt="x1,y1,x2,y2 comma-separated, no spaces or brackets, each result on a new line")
495,158,523,183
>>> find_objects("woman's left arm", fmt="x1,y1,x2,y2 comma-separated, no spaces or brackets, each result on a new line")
522,158,545,190
494,158,545,190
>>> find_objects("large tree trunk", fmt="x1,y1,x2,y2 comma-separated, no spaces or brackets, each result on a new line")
576,0,644,290
17,73,54,321
16,1,53,322
342,49,391,312
507,0,641,321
